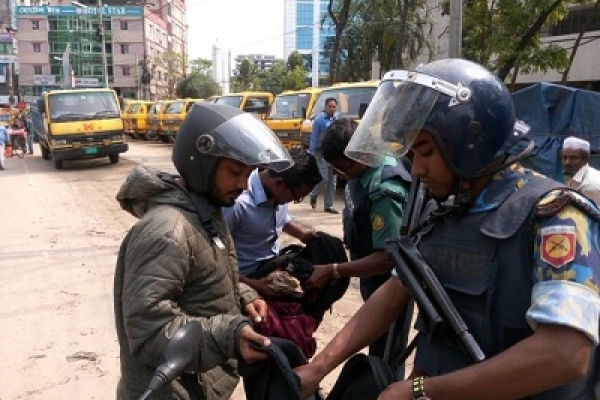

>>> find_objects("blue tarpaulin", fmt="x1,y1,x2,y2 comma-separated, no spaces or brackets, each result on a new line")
511,82,600,181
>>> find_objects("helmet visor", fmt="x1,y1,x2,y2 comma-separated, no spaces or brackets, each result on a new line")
345,77,440,166
198,112,293,172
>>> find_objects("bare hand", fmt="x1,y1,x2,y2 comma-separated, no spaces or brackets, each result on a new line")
238,325,270,364
253,276,282,299
294,363,324,399
300,230,319,244
304,264,333,290
244,298,268,324
377,379,412,400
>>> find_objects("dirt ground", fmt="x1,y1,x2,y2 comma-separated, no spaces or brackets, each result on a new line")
0,140,371,400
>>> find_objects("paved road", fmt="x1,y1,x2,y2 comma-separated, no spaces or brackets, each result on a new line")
0,139,362,400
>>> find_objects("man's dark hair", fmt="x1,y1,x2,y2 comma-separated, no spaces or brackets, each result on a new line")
324,97,337,106
269,149,322,189
320,117,358,163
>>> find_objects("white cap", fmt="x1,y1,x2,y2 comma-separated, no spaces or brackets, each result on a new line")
563,136,590,153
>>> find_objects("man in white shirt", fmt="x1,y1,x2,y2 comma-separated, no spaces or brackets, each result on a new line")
561,136,600,206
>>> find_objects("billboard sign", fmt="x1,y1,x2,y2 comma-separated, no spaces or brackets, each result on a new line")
34,75,57,85
16,5,143,17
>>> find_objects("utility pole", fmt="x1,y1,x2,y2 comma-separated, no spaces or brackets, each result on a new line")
448,0,462,58
311,0,319,87
98,0,109,87
137,1,152,99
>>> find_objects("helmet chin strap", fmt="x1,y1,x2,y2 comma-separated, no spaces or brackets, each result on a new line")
446,137,536,210
455,179,474,206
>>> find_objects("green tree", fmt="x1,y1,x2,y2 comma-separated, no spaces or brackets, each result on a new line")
287,51,306,71
257,62,286,94
283,66,308,91
175,72,221,99
443,0,576,80
231,59,258,92
188,58,212,75
327,0,353,84
150,50,186,98
325,0,433,81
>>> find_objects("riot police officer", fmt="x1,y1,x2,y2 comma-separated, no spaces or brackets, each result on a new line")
297,59,600,400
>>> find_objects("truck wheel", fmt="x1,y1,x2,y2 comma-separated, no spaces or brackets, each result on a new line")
54,159,64,169
144,131,158,141
109,154,119,164
40,143,50,160
160,135,170,143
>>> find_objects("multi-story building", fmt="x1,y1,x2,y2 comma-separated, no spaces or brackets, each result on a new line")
234,53,281,73
15,0,187,102
0,0,18,105
283,0,334,82
396,0,600,90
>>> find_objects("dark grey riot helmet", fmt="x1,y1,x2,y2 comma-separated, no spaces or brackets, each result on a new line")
172,102,293,193
345,58,531,180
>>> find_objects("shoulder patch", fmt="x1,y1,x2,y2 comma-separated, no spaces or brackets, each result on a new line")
540,225,576,268
535,189,572,217
372,215,385,231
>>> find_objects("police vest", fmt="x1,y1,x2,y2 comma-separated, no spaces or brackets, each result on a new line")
414,174,599,400
342,161,410,299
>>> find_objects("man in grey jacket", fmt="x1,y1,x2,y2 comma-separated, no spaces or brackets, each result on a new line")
114,103,294,400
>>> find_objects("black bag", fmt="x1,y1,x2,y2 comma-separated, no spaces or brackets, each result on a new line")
326,353,395,400
298,232,350,321
239,337,323,400
254,232,350,322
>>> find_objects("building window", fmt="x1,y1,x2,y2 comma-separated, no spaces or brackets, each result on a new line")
120,21,128,30
122,66,131,76
547,6,600,36
34,65,43,75
33,43,42,53
120,44,129,54
32,20,40,30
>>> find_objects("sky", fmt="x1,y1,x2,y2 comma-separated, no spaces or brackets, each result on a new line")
186,0,286,62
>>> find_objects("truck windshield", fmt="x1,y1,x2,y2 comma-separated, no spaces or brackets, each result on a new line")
309,86,377,120
165,101,184,114
215,96,243,109
48,91,120,120
149,102,163,115
269,93,310,119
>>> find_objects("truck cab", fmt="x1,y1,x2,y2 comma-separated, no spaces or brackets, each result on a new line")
159,98,202,143
32,88,128,169
215,91,274,120
264,88,321,150
123,100,153,139
144,100,164,141
300,81,379,149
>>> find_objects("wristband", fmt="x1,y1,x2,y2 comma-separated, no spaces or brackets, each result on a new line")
331,263,341,279
411,376,431,400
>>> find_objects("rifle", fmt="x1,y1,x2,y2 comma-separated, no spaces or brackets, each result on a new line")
384,177,485,364
382,177,425,368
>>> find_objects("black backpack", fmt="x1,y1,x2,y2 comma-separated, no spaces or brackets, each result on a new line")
326,353,395,400
254,232,350,322
239,337,324,400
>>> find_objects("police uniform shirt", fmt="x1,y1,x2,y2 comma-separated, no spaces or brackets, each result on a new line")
361,156,407,250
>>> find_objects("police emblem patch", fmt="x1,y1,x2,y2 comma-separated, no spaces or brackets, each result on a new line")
540,225,576,268
372,215,385,231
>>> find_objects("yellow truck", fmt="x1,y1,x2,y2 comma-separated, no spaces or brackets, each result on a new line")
300,81,379,149
215,91,274,119
123,100,153,140
31,88,128,169
264,87,321,150
145,100,166,141
159,98,202,143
